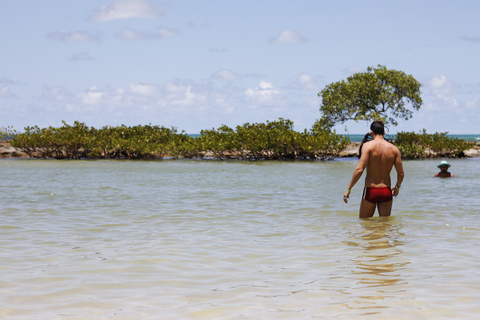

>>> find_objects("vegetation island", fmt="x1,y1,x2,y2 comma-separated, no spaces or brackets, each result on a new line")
1,65,478,160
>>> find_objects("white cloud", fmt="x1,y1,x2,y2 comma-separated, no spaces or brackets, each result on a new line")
59,81,213,114
80,87,104,105
424,75,463,112
289,73,318,91
47,31,101,42
0,86,17,99
165,82,207,107
0,78,19,99
0,104,13,112
342,66,364,76
153,27,178,39
211,69,238,82
115,29,148,40
437,96,459,108
6,75,318,133
115,26,179,40
90,0,168,21
130,83,157,95
213,96,234,114
245,81,282,107
298,74,313,84
270,29,307,43
427,75,457,95
465,98,479,110
41,86,72,101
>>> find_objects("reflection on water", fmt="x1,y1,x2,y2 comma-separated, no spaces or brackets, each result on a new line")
342,217,409,315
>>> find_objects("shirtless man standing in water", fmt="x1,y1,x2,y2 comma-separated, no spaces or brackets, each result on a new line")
343,120,404,218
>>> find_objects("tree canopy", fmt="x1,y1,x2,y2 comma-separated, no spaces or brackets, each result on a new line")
318,65,423,129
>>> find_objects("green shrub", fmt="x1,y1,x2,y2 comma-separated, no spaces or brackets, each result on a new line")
0,126,18,141
8,118,348,160
11,122,190,159
194,118,349,160
9,121,474,160
395,129,473,159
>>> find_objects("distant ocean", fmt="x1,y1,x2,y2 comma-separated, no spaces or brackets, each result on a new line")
188,133,480,143
343,134,480,143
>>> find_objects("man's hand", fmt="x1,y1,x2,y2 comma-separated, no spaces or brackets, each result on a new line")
392,186,400,197
343,190,351,203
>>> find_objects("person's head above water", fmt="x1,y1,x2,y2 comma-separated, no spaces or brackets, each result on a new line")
435,160,454,177
437,160,451,169
370,120,385,135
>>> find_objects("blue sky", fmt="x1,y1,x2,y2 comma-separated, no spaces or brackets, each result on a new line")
1,0,479,134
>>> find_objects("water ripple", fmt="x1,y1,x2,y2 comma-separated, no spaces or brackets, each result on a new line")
1,159,480,319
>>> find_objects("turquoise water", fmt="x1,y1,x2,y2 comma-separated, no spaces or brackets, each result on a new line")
187,133,480,143
343,134,480,143
1,158,480,319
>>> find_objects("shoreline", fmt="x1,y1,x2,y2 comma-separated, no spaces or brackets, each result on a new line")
1,141,480,159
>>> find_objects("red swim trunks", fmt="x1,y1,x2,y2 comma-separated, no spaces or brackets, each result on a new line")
362,187,393,204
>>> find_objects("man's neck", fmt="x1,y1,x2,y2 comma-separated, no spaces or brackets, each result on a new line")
371,133,385,141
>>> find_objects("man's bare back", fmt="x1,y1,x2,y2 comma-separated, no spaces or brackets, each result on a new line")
343,121,404,218
363,138,400,188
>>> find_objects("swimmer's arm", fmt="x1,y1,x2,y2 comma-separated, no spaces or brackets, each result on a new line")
392,149,404,196
344,146,369,203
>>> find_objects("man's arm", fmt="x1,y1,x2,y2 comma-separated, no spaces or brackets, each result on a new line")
392,149,404,197
343,146,370,203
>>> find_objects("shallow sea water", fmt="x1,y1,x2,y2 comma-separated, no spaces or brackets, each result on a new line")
1,158,479,319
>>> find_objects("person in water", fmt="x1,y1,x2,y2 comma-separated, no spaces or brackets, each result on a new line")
343,120,405,218
434,160,454,177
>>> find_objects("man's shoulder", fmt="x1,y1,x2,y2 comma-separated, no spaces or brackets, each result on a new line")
382,139,400,152
389,141,401,152
368,139,399,150
369,139,400,158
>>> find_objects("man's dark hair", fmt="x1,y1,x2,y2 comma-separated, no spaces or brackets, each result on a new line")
359,120,386,158
370,120,384,135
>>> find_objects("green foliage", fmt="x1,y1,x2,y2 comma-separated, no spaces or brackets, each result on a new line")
318,65,423,129
197,125,239,159
9,119,349,160
8,121,475,160
234,119,297,160
11,121,193,159
308,120,350,159
395,129,474,159
0,126,18,141
195,118,349,160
